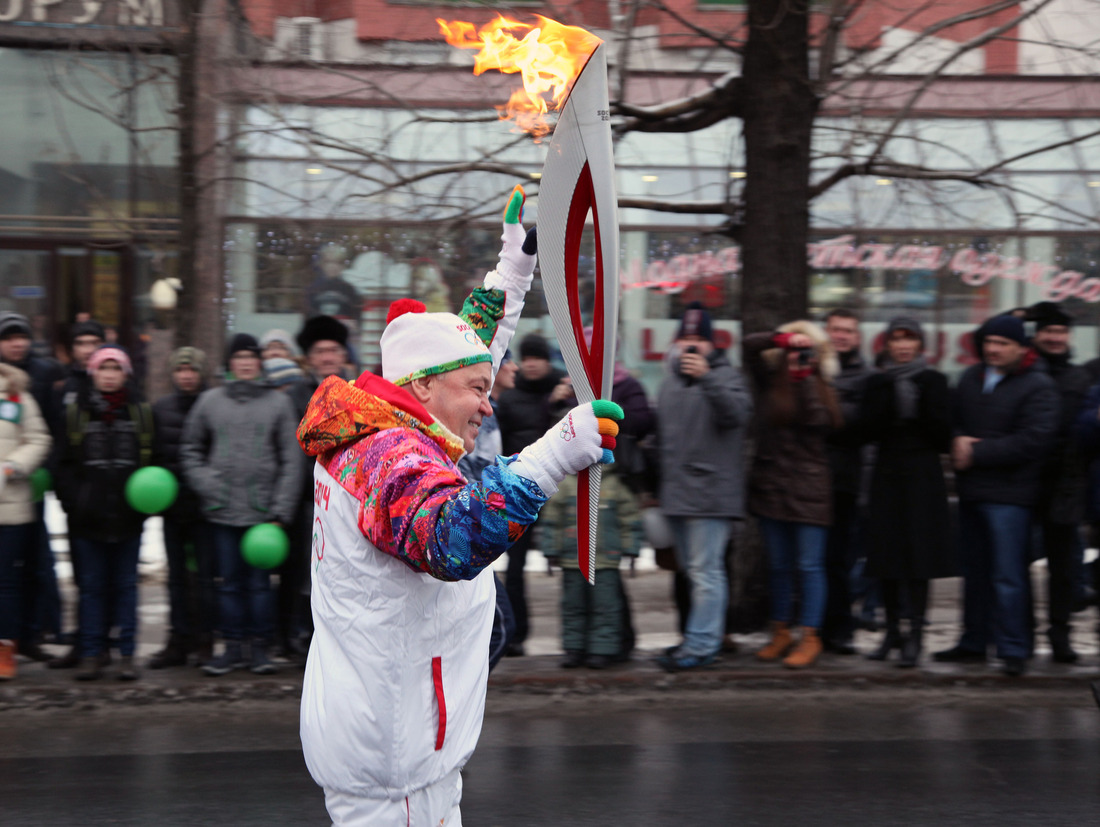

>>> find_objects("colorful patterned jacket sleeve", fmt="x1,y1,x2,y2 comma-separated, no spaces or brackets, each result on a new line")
332,427,547,582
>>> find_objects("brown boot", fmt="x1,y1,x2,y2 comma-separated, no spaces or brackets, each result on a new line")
756,622,792,662
0,640,16,681
783,627,823,669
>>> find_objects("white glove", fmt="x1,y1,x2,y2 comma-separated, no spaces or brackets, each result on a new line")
496,185,537,281
510,400,623,496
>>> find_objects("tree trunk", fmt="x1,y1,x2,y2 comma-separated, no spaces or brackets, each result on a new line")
732,0,820,633
740,0,818,334
175,2,198,351
175,0,225,364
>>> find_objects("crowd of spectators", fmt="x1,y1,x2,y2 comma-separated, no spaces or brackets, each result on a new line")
0,297,1097,682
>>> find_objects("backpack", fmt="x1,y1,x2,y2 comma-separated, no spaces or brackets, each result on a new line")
67,401,154,466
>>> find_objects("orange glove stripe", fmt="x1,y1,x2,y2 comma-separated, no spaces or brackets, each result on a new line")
596,418,620,437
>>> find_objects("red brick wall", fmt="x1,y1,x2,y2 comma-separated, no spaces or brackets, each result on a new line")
240,0,1019,73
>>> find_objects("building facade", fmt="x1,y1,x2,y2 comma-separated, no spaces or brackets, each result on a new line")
5,1,1100,390
0,0,181,365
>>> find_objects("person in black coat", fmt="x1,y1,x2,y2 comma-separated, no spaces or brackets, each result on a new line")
495,332,565,655
148,347,210,668
1026,302,1091,663
822,309,873,654
935,314,1059,677
284,316,349,659
858,318,955,667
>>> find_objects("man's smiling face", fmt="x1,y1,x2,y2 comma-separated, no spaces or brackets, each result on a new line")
421,362,494,453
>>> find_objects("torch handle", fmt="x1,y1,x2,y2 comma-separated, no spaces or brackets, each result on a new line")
577,464,602,585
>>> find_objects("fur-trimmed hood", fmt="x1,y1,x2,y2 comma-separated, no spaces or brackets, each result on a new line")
0,361,30,395
758,320,840,381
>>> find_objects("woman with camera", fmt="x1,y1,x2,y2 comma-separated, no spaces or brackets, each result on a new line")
743,322,843,669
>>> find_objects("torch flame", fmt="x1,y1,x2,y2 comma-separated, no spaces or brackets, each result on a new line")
437,14,602,138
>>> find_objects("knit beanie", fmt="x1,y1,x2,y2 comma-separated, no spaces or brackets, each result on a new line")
168,346,207,374
381,299,493,386
264,357,303,387
259,328,300,356
885,316,925,348
518,333,551,362
1027,301,1073,330
676,301,714,342
225,333,261,368
87,344,133,376
70,320,105,344
297,316,348,354
979,314,1029,347
0,311,31,340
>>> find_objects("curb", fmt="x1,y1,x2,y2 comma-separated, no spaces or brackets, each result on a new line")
4,654,1098,710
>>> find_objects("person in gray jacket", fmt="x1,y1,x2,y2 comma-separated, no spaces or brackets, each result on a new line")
655,302,754,672
180,333,302,676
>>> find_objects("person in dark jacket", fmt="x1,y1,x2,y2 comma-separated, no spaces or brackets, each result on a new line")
745,321,842,670
1026,302,1091,663
181,334,302,677
0,312,64,425
147,347,211,669
54,319,107,414
1074,377,1100,659
858,318,955,667
655,304,753,672
55,345,152,682
935,314,1059,677
282,316,349,659
822,308,873,654
549,331,656,668
495,332,565,655
47,318,109,670
0,312,64,661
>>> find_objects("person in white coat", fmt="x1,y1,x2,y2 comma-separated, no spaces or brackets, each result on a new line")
0,362,52,680
296,189,623,825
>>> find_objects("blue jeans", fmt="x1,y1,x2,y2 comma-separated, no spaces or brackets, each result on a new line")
0,523,33,640
74,535,141,657
759,517,828,629
211,524,274,643
668,517,732,657
957,502,1032,659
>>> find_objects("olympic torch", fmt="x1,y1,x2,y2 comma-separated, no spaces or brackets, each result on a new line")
536,43,619,585
438,16,619,583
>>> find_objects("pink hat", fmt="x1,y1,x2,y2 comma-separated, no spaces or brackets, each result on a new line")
87,345,133,376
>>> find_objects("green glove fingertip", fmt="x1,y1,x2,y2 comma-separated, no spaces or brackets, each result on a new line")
591,400,624,421
504,185,525,224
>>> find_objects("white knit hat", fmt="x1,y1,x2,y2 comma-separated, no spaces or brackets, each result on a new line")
381,299,493,386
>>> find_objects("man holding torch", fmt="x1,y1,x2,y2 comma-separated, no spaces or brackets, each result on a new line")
297,190,622,825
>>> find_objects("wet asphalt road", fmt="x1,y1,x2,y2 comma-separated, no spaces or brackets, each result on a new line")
3,687,1099,826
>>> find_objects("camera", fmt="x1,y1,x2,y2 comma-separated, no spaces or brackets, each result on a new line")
684,345,698,355
795,347,813,366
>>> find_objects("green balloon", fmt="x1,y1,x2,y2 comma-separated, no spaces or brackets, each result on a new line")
241,523,289,570
29,467,52,502
125,466,179,515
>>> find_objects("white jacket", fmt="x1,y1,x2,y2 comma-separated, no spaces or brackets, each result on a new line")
0,363,52,526
300,254,537,801
301,460,496,799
